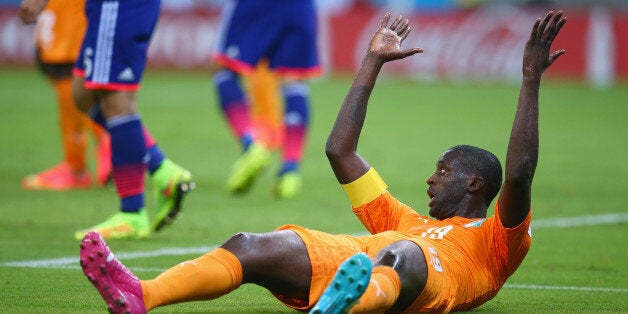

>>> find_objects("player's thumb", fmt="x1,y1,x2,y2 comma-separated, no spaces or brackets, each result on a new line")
401,48,423,58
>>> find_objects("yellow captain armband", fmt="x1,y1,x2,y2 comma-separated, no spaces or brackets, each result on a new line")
341,168,388,207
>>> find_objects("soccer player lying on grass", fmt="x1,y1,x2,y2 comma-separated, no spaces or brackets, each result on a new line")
79,10,566,314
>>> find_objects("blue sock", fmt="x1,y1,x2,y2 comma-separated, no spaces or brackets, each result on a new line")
283,82,310,127
240,134,254,152
213,69,246,111
107,114,147,213
281,81,310,172
146,145,165,175
279,161,299,176
213,69,253,151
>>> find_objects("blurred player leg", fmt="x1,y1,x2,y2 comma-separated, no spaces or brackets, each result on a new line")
214,68,271,194
87,117,111,186
75,110,151,240
274,80,310,199
21,0,113,190
247,60,283,151
22,74,92,190
73,0,193,239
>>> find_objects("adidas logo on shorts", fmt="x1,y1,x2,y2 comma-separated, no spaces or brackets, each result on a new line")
118,67,135,81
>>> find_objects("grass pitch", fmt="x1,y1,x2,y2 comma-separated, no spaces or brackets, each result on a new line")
0,67,626,313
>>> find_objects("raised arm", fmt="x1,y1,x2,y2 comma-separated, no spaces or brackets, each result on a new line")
326,13,422,184
498,11,566,228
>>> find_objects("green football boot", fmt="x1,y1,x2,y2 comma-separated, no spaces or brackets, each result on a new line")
226,142,271,194
74,209,150,240
274,171,302,199
151,159,194,232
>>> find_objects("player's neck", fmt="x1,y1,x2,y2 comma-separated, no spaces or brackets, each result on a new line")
454,196,488,219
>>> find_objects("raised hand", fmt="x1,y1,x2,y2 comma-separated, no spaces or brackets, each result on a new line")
523,10,567,79
368,12,423,62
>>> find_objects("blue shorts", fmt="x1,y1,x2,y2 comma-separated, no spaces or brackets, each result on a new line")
73,0,160,91
212,0,320,78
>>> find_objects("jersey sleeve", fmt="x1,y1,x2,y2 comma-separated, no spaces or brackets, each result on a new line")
492,202,533,277
343,168,424,234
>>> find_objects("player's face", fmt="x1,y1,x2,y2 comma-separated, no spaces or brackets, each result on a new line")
426,150,470,219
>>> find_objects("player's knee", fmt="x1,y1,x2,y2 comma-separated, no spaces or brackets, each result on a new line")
373,241,417,268
221,232,257,250
373,248,401,267
373,241,427,311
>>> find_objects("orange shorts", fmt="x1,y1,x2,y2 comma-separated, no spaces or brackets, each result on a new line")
274,225,418,311
35,0,86,63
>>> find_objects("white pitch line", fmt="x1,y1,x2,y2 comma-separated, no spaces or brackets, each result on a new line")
504,284,628,293
0,246,217,269
531,212,628,228
2,212,626,270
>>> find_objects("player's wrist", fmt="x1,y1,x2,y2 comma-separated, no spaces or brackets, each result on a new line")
363,52,385,67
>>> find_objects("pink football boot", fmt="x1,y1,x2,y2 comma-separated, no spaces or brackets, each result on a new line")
79,231,146,314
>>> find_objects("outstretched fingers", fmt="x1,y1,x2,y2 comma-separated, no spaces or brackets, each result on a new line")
546,12,567,43
396,19,410,36
395,17,422,57
529,18,541,41
372,12,423,61
542,11,562,41
523,10,567,75
400,26,411,41
537,10,554,40
544,11,567,66
381,12,410,36
380,12,392,29
389,15,403,31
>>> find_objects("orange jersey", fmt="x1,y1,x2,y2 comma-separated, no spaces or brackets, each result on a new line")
35,0,86,63
352,190,532,313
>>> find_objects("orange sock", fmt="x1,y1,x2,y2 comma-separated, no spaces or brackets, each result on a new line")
140,248,243,310
351,266,401,313
54,77,88,173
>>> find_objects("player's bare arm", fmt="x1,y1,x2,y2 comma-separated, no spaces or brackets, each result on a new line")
498,11,566,228
18,0,48,24
326,13,422,184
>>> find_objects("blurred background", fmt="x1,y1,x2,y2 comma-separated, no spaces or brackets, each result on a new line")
1,0,626,88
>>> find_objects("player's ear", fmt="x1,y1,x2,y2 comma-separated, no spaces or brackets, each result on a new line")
467,175,484,193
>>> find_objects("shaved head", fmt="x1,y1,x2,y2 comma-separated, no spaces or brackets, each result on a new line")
448,145,503,205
